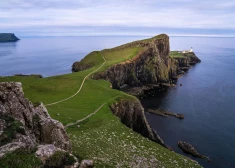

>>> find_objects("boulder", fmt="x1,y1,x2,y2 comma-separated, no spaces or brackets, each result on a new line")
79,160,94,168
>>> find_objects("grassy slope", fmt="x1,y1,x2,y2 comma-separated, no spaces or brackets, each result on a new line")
0,37,201,167
170,51,185,58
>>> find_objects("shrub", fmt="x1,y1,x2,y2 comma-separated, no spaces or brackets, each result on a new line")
0,148,42,168
44,151,76,168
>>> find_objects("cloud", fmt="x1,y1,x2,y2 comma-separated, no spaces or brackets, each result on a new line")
0,0,235,36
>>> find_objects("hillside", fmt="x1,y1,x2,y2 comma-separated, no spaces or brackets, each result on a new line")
0,34,202,167
0,33,20,42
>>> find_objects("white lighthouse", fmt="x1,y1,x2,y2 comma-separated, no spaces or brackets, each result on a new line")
190,47,193,52
182,47,194,53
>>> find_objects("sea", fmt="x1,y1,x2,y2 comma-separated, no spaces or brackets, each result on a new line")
0,36,235,168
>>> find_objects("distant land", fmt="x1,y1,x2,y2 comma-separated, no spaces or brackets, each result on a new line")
0,33,20,42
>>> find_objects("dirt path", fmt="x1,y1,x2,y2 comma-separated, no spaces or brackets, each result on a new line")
45,51,106,106
65,103,106,128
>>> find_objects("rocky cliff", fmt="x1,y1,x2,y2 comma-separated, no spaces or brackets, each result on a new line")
0,33,20,42
0,82,94,168
0,82,70,155
173,52,201,67
93,34,200,89
94,34,172,89
110,98,165,147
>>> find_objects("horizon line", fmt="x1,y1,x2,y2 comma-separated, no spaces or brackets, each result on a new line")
18,34,235,38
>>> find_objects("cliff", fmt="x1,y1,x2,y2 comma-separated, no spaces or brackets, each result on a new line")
93,34,200,89
0,33,20,42
110,98,165,147
0,82,81,167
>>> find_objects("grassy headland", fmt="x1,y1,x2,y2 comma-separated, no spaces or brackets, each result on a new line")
0,35,201,167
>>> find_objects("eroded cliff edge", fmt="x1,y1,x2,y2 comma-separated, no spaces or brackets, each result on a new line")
110,98,165,147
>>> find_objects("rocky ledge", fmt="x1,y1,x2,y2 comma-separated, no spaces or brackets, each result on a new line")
0,33,20,42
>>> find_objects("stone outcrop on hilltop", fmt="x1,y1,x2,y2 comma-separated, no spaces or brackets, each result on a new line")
0,33,20,42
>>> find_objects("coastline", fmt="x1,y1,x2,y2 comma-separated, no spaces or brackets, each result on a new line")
0,35,203,167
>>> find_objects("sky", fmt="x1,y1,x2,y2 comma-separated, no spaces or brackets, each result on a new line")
0,0,235,37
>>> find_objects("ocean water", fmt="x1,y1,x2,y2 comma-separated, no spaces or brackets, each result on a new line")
0,36,141,77
142,37,235,168
0,36,235,168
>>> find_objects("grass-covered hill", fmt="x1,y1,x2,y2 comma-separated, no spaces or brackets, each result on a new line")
0,34,202,167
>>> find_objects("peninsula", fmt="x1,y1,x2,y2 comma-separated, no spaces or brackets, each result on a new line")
0,34,202,167
0,33,20,42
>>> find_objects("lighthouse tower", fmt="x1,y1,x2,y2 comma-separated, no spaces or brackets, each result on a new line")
190,47,193,52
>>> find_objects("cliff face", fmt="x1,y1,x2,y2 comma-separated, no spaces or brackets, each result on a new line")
110,99,165,147
94,34,171,89
0,82,70,157
174,52,201,67
94,35,200,89
0,33,20,42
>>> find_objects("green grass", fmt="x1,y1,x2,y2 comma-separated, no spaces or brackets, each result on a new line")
0,35,202,167
44,151,76,168
0,148,42,168
74,47,143,74
170,51,185,58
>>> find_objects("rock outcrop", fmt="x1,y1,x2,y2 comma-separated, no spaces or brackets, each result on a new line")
178,141,211,162
0,82,71,157
174,52,201,67
110,98,165,147
36,144,79,168
148,109,184,119
0,33,20,42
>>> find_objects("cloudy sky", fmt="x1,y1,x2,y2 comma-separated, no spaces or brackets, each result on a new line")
0,0,235,36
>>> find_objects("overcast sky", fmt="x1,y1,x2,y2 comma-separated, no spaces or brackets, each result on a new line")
0,0,235,36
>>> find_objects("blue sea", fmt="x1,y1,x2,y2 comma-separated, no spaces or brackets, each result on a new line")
0,36,235,168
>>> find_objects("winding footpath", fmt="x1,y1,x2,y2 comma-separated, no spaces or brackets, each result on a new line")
45,52,107,127
65,103,106,128
45,51,106,106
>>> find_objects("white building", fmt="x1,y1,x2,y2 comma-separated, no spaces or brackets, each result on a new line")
182,47,193,53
